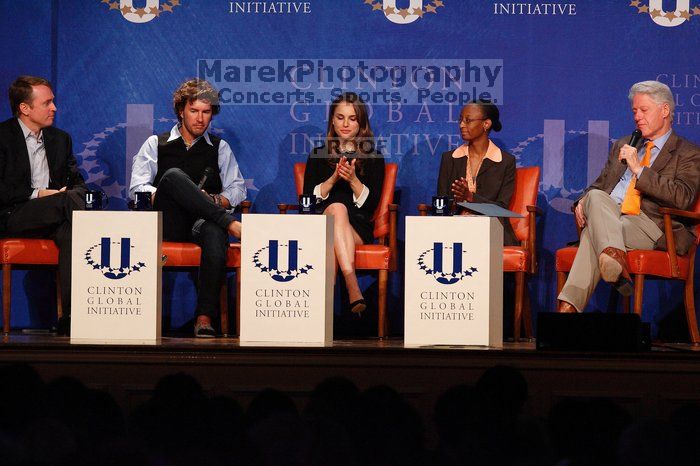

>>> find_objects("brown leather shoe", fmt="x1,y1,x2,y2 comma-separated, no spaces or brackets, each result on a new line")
599,247,633,296
557,300,577,313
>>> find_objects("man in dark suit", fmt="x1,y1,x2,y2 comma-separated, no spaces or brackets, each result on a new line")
558,81,700,313
0,76,85,334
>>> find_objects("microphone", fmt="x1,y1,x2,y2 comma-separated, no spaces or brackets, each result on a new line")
198,167,214,189
622,129,643,165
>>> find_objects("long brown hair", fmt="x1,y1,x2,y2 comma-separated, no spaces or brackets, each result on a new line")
325,92,375,173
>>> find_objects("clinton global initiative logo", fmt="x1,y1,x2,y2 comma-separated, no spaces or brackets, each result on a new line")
363,0,445,25
418,242,477,285
85,238,146,280
253,240,313,282
99,0,181,24
629,1,700,27
510,120,616,214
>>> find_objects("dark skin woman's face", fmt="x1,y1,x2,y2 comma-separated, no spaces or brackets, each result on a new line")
459,104,491,142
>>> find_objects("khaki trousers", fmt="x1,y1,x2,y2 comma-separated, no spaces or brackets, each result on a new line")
558,189,662,311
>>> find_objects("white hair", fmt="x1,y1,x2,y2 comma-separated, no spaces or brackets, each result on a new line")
628,80,675,116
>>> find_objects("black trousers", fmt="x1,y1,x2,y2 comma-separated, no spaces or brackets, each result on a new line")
5,189,86,314
154,168,236,319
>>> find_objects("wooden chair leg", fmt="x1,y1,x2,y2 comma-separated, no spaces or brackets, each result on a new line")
522,279,533,339
56,270,63,320
622,295,631,313
513,271,525,341
556,271,567,295
235,266,241,337
684,276,700,346
3,264,11,335
633,274,644,317
220,282,229,337
377,269,388,338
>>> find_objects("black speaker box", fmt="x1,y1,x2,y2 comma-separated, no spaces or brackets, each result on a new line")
536,312,651,352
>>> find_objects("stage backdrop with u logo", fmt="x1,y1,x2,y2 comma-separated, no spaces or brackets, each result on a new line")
1,0,699,337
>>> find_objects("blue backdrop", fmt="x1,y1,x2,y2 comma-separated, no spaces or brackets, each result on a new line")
1,0,699,337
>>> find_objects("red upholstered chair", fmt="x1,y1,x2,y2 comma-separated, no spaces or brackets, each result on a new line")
162,200,250,336
0,201,250,336
1,239,62,334
555,197,700,345
418,166,542,341
278,163,399,338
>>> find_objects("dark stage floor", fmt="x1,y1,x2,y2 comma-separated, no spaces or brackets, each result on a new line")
2,333,700,437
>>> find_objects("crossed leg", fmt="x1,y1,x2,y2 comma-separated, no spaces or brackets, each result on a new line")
323,203,365,308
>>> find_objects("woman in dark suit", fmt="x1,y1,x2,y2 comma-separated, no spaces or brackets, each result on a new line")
437,99,518,246
303,92,385,314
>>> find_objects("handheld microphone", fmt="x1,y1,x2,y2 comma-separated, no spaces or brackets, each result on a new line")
198,167,214,189
622,129,643,165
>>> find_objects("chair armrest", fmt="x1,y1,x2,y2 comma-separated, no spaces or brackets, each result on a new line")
658,207,700,221
658,207,700,277
239,200,251,214
417,203,429,216
389,204,399,271
277,203,299,214
566,202,583,238
526,205,541,274
526,205,543,216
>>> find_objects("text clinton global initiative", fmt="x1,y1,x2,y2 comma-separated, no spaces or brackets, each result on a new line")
254,288,311,318
419,290,476,320
85,286,143,316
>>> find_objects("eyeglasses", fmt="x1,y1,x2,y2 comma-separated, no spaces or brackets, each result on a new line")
459,117,487,125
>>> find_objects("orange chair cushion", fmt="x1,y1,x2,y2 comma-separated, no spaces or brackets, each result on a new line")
555,246,578,272
0,239,59,265
503,246,529,272
161,242,241,268
627,249,691,279
355,244,391,270
556,246,691,280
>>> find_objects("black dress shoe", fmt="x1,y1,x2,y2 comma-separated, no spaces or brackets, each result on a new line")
350,299,366,315
51,316,71,336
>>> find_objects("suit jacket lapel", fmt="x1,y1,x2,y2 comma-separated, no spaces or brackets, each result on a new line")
43,129,58,187
10,119,32,180
452,155,467,182
477,158,496,179
647,131,676,174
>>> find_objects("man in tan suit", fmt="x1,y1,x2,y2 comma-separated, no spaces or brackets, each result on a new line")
558,81,700,312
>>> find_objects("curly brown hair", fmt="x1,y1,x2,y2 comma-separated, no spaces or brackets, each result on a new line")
173,79,220,122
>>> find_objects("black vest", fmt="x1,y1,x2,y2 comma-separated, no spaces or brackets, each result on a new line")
153,132,223,194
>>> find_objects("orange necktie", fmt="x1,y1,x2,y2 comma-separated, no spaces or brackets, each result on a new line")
620,141,654,215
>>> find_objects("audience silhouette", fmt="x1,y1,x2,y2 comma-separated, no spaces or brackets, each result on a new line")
0,363,693,466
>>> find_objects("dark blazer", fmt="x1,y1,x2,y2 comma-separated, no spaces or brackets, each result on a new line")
437,147,518,246
303,146,385,244
0,118,84,230
579,131,700,255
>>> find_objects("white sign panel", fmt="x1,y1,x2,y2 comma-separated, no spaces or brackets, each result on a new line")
404,216,503,347
71,211,162,341
240,214,334,343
